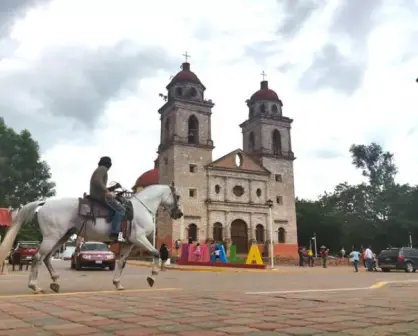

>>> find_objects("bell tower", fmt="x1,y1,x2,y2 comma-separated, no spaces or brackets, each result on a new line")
240,71,298,248
157,53,215,245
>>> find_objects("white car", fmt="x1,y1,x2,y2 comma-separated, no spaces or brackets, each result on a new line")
62,246,76,260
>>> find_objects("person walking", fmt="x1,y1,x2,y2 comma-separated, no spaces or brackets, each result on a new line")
364,246,374,271
307,248,314,267
320,246,329,268
349,248,361,272
159,243,169,271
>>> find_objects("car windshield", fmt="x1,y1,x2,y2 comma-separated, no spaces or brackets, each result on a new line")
19,243,39,249
81,243,109,252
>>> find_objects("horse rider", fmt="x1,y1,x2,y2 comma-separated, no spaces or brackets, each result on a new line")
90,156,126,242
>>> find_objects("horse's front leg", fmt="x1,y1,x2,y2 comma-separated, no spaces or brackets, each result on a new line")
112,243,133,291
136,234,160,287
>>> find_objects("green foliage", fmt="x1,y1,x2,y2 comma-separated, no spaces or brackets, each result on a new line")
297,142,418,252
0,118,55,240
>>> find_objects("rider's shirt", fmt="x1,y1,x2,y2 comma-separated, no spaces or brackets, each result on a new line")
90,166,109,200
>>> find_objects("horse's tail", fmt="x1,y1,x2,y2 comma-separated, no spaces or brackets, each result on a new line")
0,201,43,265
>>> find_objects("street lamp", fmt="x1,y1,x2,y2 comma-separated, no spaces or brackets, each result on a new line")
409,232,413,248
312,232,318,258
266,199,274,268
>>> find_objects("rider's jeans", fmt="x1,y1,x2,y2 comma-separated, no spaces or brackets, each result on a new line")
104,196,125,235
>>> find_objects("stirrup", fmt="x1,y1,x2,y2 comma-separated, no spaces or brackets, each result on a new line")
117,232,126,243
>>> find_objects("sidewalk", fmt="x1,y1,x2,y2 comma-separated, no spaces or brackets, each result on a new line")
128,260,366,273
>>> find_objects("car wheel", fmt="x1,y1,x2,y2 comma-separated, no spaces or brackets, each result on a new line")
405,262,414,273
109,264,115,271
381,268,390,272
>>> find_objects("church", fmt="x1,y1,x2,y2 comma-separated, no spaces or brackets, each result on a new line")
132,59,298,258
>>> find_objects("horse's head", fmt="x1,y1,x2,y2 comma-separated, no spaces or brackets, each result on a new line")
162,182,183,220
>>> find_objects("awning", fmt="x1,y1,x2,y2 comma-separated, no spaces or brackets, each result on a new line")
0,208,11,227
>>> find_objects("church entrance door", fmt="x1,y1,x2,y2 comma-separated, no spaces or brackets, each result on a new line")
230,219,248,254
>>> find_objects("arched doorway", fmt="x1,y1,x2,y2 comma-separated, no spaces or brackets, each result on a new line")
188,223,197,241
230,219,248,254
255,224,265,243
213,222,223,242
278,227,286,243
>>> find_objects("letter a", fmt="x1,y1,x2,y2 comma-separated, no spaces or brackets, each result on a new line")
245,245,263,265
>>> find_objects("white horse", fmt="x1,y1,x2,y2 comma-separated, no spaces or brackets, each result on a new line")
0,183,183,294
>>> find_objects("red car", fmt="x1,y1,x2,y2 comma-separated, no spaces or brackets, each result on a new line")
71,241,115,271
9,241,39,265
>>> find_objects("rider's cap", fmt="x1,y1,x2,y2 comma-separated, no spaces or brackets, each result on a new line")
98,156,112,168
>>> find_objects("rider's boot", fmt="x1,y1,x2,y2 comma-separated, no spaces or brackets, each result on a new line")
110,213,126,243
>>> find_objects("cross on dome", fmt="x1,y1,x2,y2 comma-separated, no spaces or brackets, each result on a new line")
261,70,267,81
182,51,191,63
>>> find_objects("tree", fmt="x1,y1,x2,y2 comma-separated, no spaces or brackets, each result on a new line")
0,118,55,241
0,117,55,208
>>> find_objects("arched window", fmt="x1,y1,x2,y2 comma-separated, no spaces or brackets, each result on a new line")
271,104,278,114
278,227,286,243
213,222,223,242
255,224,265,243
188,223,197,241
272,129,282,156
189,87,197,98
249,107,254,119
187,115,199,144
175,87,183,96
260,104,265,113
248,132,255,152
164,117,170,142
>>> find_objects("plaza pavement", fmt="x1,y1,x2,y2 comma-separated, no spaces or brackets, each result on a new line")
0,259,418,335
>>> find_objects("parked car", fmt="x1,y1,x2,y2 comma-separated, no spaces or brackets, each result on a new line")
9,241,40,265
71,241,115,271
377,247,418,273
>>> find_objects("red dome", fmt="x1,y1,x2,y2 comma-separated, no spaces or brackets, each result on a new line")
133,168,159,189
250,80,280,102
166,62,204,89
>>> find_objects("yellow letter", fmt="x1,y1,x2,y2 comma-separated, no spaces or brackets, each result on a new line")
245,245,263,265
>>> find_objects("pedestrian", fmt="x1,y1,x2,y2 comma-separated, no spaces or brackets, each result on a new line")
349,247,361,272
174,239,181,258
159,243,169,271
364,246,374,271
298,247,304,267
194,243,202,261
320,246,328,268
307,247,314,267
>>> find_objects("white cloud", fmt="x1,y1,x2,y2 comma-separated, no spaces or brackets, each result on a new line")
2,0,418,200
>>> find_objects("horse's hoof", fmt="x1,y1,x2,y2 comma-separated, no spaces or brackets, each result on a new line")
116,285,125,291
50,283,60,293
33,289,45,294
146,276,155,287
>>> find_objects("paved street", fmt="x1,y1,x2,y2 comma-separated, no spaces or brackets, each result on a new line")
1,260,418,335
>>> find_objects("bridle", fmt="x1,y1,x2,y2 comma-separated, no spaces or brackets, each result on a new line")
114,182,180,217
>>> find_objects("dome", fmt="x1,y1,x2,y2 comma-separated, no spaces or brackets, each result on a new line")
250,80,280,102
133,168,159,190
166,62,205,89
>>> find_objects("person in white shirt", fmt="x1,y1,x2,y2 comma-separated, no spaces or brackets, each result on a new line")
364,246,373,271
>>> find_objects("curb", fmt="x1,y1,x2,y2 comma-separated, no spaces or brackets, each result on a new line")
127,261,368,274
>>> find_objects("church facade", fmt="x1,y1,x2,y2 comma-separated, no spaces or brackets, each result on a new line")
133,61,298,258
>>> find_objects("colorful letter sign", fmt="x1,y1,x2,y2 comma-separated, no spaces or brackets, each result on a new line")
245,245,263,265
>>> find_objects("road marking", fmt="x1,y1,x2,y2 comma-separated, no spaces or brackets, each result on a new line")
369,281,388,289
246,287,372,295
246,279,418,295
0,287,182,299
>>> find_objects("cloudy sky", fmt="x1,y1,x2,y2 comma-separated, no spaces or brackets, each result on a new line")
1,0,417,200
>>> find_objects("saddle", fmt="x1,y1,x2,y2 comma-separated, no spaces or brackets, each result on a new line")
78,193,134,240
